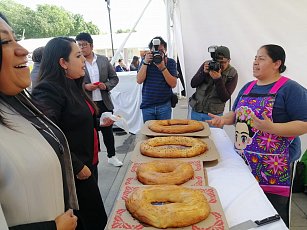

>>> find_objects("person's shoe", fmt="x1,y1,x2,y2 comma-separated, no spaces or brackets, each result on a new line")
108,156,123,167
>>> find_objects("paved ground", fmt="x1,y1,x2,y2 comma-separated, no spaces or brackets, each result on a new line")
97,97,307,229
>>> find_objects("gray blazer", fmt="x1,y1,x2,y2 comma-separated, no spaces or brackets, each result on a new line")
84,54,119,110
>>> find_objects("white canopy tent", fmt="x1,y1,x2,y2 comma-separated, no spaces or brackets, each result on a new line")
169,0,307,96
167,0,307,152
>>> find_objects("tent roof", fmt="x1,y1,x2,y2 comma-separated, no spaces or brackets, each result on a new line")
18,30,166,53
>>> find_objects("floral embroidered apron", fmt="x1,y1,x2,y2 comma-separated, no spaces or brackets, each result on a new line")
235,76,294,197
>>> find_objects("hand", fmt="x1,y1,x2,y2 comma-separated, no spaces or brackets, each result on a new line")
100,117,114,127
155,60,166,71
76,165,91,180
251,112,274,133
98,82,107,90
209,69,222,79
206,113,225,128
203,61,210,73
84,83,99,91
144,52,153,64
55,209,78,230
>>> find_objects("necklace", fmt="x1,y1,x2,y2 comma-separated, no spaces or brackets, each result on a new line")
15,94,65,154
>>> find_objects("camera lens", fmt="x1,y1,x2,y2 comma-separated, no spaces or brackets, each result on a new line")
152,51,162,64
208,61,220,71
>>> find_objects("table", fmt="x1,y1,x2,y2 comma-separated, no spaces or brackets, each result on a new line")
110,71,143,134
208,128,288,229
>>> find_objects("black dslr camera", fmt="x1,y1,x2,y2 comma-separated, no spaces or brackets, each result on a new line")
151,38,163,64
207,46,220,71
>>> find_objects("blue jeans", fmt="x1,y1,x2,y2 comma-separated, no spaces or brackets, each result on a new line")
191,110,223,127
142,101,172,123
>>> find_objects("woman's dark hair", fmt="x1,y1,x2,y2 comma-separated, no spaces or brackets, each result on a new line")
148,36,167,50
38,36,98,114
1,12,13,127
261,44,286,73
39,37,74,84
0,12,11,71
131,56,139,66
32,46,44,63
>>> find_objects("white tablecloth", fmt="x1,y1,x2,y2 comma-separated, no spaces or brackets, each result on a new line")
110,72,143,134
209,128,288,229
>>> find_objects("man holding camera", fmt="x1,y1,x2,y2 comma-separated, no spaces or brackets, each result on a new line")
137,36,177,122
189,45,238,123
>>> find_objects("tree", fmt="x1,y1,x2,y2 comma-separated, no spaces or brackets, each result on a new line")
36,4,74,37
0,0,101,38
0,0,35,39
70,14,101,36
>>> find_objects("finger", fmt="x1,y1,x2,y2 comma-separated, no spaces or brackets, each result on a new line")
262,112,269,120
251,114,261,124
207,113,216,118
66,209,74,217
206,120,212,125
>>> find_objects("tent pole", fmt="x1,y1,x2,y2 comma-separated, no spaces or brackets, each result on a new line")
105,0,115,58
110,0,153,66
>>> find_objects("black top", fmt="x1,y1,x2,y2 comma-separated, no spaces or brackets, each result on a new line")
32,79,98,174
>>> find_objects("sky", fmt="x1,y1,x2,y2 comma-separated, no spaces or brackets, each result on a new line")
13,0,167,36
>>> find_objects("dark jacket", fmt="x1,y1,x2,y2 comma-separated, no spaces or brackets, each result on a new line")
32,78,107,229
32,79,97,174
190,63,238,114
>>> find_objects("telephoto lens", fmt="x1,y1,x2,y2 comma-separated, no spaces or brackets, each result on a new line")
152,51,162,64
208,61,220,71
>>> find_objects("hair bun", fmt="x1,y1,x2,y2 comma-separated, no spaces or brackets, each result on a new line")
280,65,286,73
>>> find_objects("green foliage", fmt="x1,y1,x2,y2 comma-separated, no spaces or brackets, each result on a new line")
70,14,100,36
0,0,101,38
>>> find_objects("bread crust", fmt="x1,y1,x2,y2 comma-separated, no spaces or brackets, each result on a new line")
140,136,208,158
148,119,204,134
125,185,211,228
136,160,194,185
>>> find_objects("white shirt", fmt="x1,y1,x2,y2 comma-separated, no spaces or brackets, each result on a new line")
85,53,102,102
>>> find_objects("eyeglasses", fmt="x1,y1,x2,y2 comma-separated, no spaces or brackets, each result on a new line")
77,42,90,48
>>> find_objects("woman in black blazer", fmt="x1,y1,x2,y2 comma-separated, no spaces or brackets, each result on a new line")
32,37,107,230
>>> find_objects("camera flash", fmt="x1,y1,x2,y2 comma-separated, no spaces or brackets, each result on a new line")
152,39,161,46
208,46,217,53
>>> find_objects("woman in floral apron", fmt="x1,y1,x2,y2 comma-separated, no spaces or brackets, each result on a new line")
208,44,307,227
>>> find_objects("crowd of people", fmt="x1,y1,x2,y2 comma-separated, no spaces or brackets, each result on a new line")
1,10,307,229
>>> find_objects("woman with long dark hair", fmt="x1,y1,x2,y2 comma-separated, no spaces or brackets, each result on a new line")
32,37,107,229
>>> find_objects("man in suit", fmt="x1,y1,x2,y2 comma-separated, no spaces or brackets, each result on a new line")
76,32,123,167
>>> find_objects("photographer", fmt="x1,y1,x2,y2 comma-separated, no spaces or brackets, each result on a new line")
137,36,177,122
189,45,238,124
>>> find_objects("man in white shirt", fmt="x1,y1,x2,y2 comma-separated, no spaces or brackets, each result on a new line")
76,32,123,168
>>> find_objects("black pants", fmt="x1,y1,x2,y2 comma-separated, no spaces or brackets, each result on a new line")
265,193,290,227
264,163,294,228
92,163,98,183
75,174,107,230
95,100,115,158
